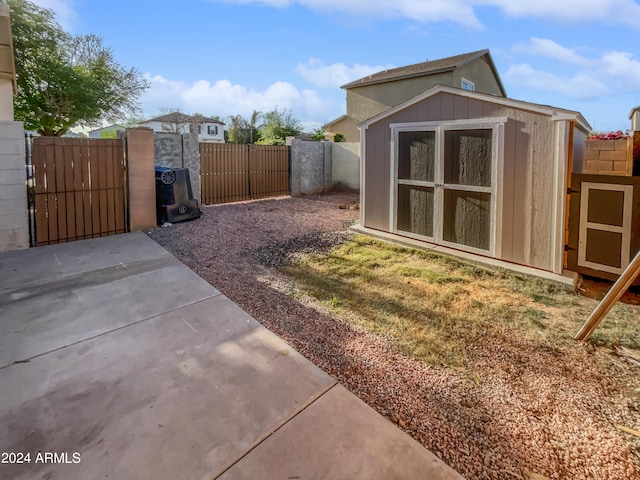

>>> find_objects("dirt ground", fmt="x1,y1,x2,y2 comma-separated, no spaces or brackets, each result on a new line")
148,193,640,480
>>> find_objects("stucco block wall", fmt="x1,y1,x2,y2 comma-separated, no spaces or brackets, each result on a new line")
332,142,360,192
581,138,632,176
154,132,201,202
0,121,29,251
291,140,331,196
125,128,157,231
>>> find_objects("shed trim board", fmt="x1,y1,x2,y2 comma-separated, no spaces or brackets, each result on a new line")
578,182,634,275
388,118,506,257
552,120,570,274
359,132,366,227
351,224,579,287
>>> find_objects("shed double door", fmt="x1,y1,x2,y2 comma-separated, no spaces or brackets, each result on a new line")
393,125,499,255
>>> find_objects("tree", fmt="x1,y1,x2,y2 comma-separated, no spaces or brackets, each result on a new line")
257,107,301,145
311,128,325,141
8,0,149,136
225,110,261,144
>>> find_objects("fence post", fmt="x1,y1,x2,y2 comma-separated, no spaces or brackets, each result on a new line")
125,128,157,231
247,144,252,200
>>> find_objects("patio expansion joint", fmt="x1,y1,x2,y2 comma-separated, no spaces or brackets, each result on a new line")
0,293,221,371
210,380,340,479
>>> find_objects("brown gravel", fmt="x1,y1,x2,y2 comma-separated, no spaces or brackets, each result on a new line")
148,193,640,480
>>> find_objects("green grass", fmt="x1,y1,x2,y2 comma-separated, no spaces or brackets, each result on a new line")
283,235,640,366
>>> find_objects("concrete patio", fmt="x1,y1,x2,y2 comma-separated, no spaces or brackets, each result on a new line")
0,232,462,480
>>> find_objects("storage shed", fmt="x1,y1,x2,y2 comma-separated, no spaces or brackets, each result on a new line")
354,85,591,279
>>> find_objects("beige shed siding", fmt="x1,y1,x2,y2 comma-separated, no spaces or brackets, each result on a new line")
572,125,586,173
363,123,392,230
363,91,563,271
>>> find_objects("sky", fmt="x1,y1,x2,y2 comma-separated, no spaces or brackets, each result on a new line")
28,0,640,133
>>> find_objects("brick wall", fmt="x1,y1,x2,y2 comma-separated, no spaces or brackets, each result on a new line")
582,138,632,176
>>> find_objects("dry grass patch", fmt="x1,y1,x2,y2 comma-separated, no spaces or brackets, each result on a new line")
283,235,640,367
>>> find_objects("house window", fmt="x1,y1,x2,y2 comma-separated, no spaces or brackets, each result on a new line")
207,125,218,135
393,120,502,255
461,78,475,91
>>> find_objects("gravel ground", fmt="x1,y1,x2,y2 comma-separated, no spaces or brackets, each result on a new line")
148,193,640,480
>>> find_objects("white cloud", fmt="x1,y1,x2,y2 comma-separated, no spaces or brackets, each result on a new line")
218,0,640,28
295,58,395,88
220,0,484,28
141,74,339,124
483,0,640,26
507,38,640,99
29,0,77,28
600,51,640,89
513,38,589,66
505,64,609,99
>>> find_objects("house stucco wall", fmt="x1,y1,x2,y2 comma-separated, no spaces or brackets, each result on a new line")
362,91,566,272
453,60,505,97
142,120,224,143
343,72,453,140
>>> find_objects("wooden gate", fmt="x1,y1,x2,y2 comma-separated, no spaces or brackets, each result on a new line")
199,143,290,205
567,174,640,280
28,137,128,246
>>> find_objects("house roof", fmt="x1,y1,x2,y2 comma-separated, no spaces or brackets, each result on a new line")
141,112,224,125
341,49,507,97
322,114,349,130
88,124,125,134
358,85,592,132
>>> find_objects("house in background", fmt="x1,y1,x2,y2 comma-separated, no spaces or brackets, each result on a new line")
323,49,506,142
88,124,125,139
139,112,225,143
353,85,591,282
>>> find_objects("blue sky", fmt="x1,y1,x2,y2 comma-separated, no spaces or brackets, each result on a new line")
30,0,640,132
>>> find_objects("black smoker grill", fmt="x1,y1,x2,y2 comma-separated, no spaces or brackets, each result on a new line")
155,167,201,224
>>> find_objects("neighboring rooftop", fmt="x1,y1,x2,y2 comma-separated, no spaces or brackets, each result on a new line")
141,112,224,125
341,49,506,97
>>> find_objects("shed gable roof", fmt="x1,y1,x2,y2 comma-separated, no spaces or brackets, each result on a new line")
341,49,506,96
358,85,591,132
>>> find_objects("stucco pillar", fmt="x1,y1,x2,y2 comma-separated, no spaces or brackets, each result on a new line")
0,121,28,251
0,3,16,122
126,128,157,231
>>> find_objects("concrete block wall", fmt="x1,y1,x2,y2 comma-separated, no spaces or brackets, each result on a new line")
332,142,360,192
291,140,332,196
154,132,200,202
0,121,28,251
582,138,632,176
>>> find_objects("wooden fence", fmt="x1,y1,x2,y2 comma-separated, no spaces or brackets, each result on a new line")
29,137,128,246
200,143,290,205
